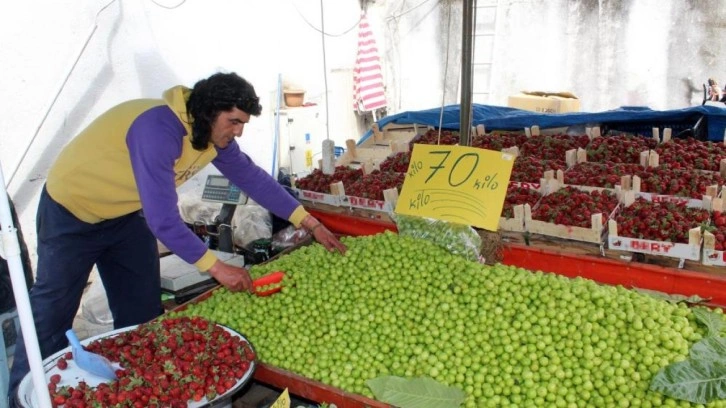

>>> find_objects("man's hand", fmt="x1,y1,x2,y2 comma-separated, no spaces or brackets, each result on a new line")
208,260,253,293
301,215,347,254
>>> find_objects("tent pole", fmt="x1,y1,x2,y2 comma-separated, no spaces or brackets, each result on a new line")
460,0,475,146
0,161,52,408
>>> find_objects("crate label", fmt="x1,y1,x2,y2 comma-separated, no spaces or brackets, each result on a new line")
341,195,391,212
509,181,541,191
292,189,340,206
608,236,700,260
702,249,726,266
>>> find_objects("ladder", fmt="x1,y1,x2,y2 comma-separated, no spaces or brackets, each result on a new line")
472,0,500,104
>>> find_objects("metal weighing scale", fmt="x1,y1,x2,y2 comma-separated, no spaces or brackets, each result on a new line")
160,175,249,303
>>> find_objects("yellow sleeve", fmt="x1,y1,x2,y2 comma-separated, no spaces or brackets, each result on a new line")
194,249,218,271
288,205,310,228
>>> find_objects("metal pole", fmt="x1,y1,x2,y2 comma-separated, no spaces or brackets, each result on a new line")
460,0,475,146
0,162,52,408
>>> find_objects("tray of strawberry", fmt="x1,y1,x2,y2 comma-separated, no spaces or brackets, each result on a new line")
702,210,726,266
655,137,726,171
520,134,589,161
634,166,724,199
526,186,620,243
343,170,406,201
294,166,363,193
408,129,459,149
564,162,644,188
16,316,256,408
608,196,708,261
378,151,410,173
510,158,567,184
585,134,658,163
500,185,542,232
470,133,526,151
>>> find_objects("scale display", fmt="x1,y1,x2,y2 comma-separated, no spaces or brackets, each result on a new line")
201,175,248,205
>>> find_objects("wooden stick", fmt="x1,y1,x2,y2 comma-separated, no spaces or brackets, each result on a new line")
531,125,540,136
345,139,358,158
688,227,701,246
608,219,618,237
648,151,660,167
525,127,532,138
566,149,577,168
640,150,650,167
383,188,399,209
652,127,660,143
662,128,672,143
621,175,632,191
632,175,641,193
476,124,485,136
592,126,601,138
330,181,345,196
577,147,587,163
556,169,564,185
372,123,383,142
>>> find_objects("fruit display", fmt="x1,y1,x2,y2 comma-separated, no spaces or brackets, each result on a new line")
378,151,410,173
171,233,726,407
520,134,589,161
45,317,255,407
409,129,460,148
345,170,406,201
295,166,363,193
510,159,567,183
708,211,726,250
564,162,644,188
471,133,527,151
586,134,658,163
635,167,725,199
502,185,541,219
655,138,726,171
532,187,619,228
612,197,710,243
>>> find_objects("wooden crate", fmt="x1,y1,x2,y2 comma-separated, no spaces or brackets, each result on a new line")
499,204,526,232
607,190,705,262
523,183,618,244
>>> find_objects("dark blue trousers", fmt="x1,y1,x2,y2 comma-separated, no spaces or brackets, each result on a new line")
7,187,162,402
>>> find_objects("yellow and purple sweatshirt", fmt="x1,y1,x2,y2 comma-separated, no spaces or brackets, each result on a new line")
46,85,309,271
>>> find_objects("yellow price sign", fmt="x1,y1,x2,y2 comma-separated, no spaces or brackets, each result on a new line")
270,388,290,408
395,144,514,231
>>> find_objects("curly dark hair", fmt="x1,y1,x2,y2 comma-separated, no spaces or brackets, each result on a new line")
186,72,263,150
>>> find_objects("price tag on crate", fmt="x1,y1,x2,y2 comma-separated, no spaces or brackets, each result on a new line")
395,144,514,231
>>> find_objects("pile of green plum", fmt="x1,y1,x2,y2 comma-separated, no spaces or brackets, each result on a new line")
172,232,725,407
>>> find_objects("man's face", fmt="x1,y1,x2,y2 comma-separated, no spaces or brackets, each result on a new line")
210,107,251,149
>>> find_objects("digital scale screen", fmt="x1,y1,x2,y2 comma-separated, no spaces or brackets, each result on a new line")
201,175,248,205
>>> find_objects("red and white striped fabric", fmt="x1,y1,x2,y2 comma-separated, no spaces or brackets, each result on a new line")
353,11,387,113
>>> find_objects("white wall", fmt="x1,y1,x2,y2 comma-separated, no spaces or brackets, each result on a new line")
2,0,726,270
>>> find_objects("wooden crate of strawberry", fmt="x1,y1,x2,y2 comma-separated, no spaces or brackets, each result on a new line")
333,171,404,213
607,193,707,261
500,183,542,232
291,166,363,206
525,185,620,244
702,197,726,266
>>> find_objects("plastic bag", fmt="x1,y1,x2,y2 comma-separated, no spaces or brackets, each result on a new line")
271,225,310,252
231,202,272,248
394,214,482,262
177,193,272,249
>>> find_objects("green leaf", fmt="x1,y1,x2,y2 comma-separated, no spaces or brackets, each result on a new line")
690,337,726,362
693,307,726,337
367,376,466,408
650,358,726,404
635,289,710,305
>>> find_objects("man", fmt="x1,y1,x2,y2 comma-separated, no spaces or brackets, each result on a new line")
8,72,346,400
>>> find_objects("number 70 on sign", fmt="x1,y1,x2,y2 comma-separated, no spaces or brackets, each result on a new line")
395,144,515,231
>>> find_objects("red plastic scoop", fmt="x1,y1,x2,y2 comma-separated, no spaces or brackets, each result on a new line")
252,271,286,296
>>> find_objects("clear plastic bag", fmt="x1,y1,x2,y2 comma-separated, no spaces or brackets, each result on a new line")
271,225,311,252
394,214,482,262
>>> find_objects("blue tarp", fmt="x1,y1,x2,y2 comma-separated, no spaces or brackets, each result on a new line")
359,104,726,144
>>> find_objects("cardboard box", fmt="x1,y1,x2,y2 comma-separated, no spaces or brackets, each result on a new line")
508,91,580,114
